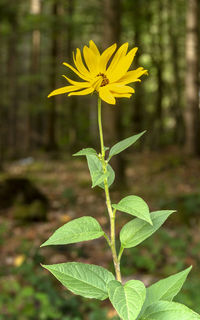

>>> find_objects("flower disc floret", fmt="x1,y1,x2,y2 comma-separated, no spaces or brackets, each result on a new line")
48,40,148,105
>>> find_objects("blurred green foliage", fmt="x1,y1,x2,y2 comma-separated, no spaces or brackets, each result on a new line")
0,246,113,320
160,193,200,225
13,200,47,222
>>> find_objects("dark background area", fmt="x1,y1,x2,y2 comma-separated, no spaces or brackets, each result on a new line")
0,0,200,319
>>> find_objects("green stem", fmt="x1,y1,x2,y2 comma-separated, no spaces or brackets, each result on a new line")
98,97,105,158
97,96,122,282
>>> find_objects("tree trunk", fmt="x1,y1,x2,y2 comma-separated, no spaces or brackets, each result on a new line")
155,0,164,147
46,0,61,150
168,0,184,145
0,30,6,169
102,0,125,186
66,0,78,153
6,9,19,158
131,0,144,134
26,0,41,151
184,0,200,155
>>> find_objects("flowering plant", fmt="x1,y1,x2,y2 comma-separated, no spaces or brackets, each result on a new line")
41,41,200,320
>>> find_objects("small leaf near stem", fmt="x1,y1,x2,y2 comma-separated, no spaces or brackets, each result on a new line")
97,97,122,282
103,232,112,247
118,245,124,263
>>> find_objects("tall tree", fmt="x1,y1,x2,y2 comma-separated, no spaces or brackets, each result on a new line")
65,0,78,153
46,0,62,150
184,0,200,155
168,0,184,144
26,0,42,150
154,0,165,147
6,1,19,157
131,0,144,134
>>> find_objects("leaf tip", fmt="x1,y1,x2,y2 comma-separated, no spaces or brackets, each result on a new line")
148,219,153,226
40,242,47,248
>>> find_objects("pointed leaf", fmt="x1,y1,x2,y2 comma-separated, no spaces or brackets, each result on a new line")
73,148,97,156
109,131,146,159
108,280,146,320
140,301,200,320
42,262,115,300
146,266,192,308
139,266,192,317
112,195,152,225
41,216,104,247
120,210,175,248
86,155,115,189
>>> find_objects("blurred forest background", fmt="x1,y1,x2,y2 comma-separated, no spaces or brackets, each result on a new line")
0,0,200,319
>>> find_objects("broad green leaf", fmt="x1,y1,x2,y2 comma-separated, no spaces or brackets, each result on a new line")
42,262,115,300
112,195,152,225
73,148,97,156
139,301,200,320
108,131,146,159
86,155,115,189
40,216,104,247
108,280,146,320
120,210,175,248
139,266,192,317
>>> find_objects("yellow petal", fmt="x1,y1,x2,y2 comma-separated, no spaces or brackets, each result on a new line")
109,47,138,82
107,84,135,94
112,92,132,98
48,85,79,98
89,40,100,56
63,62,89,81
62,75,90,88
99,86,116,105
118,67,148,84
91,76,103,91
106,42,129,76
73,48,92,79
83,46,99,74
99,43,117,73
68,87,94,96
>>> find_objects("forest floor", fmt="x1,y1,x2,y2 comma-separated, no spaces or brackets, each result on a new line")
1,148,200,319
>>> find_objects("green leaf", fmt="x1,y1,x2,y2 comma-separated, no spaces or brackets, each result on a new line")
139,267,192,317
86,155,115,189
108,280,146,320
139,301,200,320
73,148,97,156
120,210,175,248
40,216,104,247
108,131,146,159
42,262,115,300
145,267,192,309
102,163,115,188
92,171,110,188
112,195,152,225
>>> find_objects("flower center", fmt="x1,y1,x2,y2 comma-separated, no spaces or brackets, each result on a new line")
97,73,109,87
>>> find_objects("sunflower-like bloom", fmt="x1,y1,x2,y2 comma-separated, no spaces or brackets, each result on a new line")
48,41,148,105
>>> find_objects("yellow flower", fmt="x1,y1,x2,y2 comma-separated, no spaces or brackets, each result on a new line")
48,41,148,105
